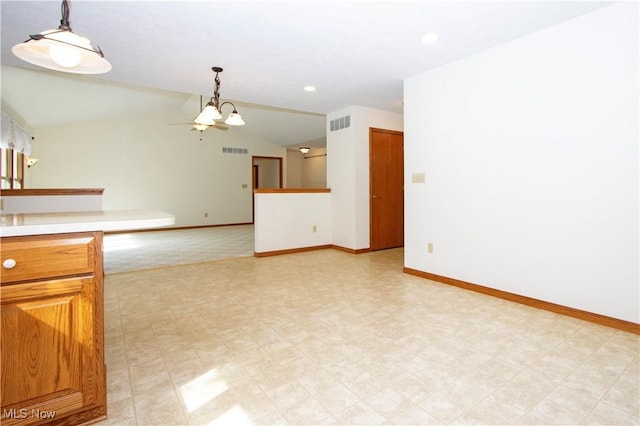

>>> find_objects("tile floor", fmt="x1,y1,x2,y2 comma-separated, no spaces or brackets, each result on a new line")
103,225,255,274
98,248,639,425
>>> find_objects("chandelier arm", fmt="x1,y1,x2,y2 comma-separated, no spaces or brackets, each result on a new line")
28,31,105,57
219,101,237,111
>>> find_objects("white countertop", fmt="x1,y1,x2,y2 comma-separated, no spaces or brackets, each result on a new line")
0,210,175,237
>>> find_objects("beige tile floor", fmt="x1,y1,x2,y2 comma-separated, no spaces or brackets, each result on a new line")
103,226,254,274
98,248,639,425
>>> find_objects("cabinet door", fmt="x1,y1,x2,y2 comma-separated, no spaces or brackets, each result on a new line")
1,277,104,426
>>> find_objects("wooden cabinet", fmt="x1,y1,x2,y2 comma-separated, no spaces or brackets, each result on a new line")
1,232,106,425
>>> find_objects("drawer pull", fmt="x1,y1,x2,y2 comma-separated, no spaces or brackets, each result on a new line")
2,259,17,269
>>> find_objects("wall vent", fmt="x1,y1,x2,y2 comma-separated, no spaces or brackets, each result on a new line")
330,115,350,132
222,147,248,154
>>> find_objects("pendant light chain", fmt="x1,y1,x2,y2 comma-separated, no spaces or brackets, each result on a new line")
213,70,221,110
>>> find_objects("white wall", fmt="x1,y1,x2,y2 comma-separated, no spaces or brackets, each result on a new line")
302,147,327,188
254,157,282,188
254,192,331,253
285,147,327,188
286,149,303,187
327,106,403,250
1,194,102,213
404,3,638,323
27,107,285,227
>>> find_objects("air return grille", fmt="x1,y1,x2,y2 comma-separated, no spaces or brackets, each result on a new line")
330,115,350,132
222,147,248,154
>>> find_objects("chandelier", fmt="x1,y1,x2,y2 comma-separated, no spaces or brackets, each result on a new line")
194,67,245,127
11,0,111,74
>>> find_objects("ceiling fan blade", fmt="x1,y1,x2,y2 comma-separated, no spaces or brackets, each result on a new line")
188,124,229,132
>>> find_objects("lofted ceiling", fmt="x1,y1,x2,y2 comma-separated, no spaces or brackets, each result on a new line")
0,1,610,147
1,65,329,148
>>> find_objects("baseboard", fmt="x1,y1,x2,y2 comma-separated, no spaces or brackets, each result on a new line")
106,222,253,234
403,267,640,335
330,245,371,254
255,244,372,257
254,244,332,257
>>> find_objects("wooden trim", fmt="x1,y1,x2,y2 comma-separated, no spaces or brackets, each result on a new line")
254,188,331,194
403,267,640,335
105,222,253,235
254,244,331,257
330,245,371,254
1,188,105,196
369,127,404,137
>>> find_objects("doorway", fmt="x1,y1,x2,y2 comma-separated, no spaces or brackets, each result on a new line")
369,128,404,250
252,156,283,222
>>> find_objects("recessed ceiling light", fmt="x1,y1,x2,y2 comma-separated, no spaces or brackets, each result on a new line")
304,86,316,92
420,33,439,44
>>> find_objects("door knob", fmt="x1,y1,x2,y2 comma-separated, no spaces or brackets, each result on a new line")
2,259,17,269
372,195,378,199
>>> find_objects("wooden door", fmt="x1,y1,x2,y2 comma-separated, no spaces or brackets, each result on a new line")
1,277,101,425
370,128,404,250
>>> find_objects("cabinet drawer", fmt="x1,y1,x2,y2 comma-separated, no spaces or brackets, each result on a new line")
1,233,96,284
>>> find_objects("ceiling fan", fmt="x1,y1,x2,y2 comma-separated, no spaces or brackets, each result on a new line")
168,95,229,133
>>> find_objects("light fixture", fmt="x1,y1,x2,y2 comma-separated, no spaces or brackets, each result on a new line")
11,0,111,74
299,147,310,154
194,67,245,127
192,123,209,132
26,157,39,168
304,86,316,92
420,32,439,44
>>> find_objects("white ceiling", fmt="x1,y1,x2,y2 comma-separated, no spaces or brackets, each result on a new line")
0,1,610,146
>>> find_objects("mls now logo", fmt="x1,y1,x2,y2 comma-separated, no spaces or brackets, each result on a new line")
3,409,28,419
3,408,56,420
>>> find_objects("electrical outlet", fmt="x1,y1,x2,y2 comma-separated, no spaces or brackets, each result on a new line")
204,212,208,218
412,173,426,183
428,242,433,254
312,225,317,233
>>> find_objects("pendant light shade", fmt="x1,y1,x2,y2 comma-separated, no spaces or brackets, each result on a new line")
12,1,111,74
224,110,245,126
194,102,222,125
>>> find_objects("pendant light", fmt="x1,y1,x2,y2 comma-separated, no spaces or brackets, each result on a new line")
11,0,111,74
194,67,245,127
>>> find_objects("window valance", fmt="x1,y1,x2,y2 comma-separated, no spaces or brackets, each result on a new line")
1,111,32,155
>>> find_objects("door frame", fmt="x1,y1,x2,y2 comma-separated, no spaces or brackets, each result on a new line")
251,156,283,224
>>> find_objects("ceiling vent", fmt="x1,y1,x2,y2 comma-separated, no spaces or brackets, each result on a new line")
330,115,350,132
